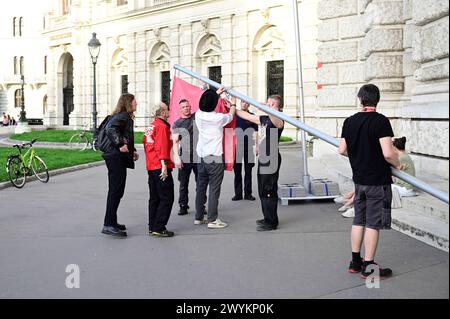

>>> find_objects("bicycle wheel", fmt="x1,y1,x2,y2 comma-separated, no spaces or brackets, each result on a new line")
31,156,49,183
92,138,98,152
69,134,88,151
6,156,26,188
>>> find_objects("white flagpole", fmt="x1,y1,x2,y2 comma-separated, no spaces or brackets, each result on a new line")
292,0,311,192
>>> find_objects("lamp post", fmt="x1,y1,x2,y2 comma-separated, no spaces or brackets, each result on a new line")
88,32,101,135
19,75,27,122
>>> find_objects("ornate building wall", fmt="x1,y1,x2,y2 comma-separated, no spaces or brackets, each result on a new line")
316,0,449,178
43,0,321,138
0,0,50,121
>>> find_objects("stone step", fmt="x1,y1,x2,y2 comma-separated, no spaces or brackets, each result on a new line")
401,193,449,224
392,208,449,252
309,155,449,252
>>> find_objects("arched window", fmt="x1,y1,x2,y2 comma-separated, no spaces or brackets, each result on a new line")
20,57,24,75
15,90,22,108
13,17,16,36
19,17,23,36
44,56,47,74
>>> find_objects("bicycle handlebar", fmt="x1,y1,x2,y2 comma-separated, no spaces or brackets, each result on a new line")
13,139,38,149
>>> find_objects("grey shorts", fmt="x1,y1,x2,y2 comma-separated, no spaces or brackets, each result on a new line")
353,184,392,230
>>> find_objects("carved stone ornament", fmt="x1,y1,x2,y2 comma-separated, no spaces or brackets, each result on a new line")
260,8,270,24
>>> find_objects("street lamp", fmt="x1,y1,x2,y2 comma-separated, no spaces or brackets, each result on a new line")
88,32,101,135
19,75,27,123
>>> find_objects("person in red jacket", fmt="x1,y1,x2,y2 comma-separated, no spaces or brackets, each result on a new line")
144,102,175,237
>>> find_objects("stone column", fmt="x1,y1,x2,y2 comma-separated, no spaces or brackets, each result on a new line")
221,15,234,86
44,49,57,127
179,23,193,83
362,0,405,116
134,31,147,128
232,13,250,95
317,0,364,139
399,0,449,175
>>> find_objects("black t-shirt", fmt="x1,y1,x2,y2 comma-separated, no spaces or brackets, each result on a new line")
341,112,394,186
236,112,258,162
259,115,284,158
172,113,197,163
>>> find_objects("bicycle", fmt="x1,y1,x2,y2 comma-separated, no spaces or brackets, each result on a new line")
69,126,98,151
6,139,49,189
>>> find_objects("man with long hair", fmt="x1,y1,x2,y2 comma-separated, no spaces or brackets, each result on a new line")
101,93,139,238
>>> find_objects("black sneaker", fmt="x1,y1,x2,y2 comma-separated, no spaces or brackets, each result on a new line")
256,219,278,227
116,223,127,231
257,222,277,231
244,194,256,201
152,230,175,238
361,263,393,279
256,219,266,226
102,226,127,238
232,195,243,201
348,260,363,273
178,207,188,216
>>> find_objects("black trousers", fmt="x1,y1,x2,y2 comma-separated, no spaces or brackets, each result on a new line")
104,156,127,227
148,169,174,232
178,163,198,208
233,162,254,197
257,154,282,226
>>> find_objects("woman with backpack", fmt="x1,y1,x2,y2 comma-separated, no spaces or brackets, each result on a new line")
101,93,139,238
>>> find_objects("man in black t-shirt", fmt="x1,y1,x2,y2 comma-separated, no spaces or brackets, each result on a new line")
339,84,401,280
172,99,198,216
233,101,259,201
237,95,284,231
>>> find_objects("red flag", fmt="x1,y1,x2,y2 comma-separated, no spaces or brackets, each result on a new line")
169,77,236,171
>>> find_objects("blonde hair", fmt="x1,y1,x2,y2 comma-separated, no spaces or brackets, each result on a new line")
112,93,135,118
269,95,283,111
153,101,169,117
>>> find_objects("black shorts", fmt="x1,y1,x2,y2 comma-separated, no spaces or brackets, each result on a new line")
353,184,392,230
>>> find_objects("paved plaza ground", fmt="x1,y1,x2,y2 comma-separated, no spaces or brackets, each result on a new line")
0,147,448,299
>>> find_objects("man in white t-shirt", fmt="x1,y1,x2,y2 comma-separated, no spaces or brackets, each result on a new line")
194,87,236,229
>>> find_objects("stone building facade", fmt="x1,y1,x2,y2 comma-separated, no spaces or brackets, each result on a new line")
0,0,50,121
315,0,449,178
4,0,447,178
43,0,321,136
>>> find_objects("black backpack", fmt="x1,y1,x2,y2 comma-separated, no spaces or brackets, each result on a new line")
95,115,113,152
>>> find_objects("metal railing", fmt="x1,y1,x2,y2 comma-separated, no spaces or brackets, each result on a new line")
174,64,449,204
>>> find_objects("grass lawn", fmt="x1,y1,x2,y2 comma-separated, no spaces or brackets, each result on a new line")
0,147,102,183
279,136,293,142
9,129,291,144
10,130,93,143
10,130,146,144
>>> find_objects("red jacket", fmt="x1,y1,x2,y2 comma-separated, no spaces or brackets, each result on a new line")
143,117,175,171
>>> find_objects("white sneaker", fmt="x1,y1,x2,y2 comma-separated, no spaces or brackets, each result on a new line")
334,196,345,204
338,204,352,212
207,219,228,229
194,218,207,225
341,207,355,218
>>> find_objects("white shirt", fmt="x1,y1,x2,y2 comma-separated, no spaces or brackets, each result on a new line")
195,110,233,158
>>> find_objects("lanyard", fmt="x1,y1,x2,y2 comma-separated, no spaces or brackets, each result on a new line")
361,107,377,112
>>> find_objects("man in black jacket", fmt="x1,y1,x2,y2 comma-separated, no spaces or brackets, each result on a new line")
101,93,139,238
